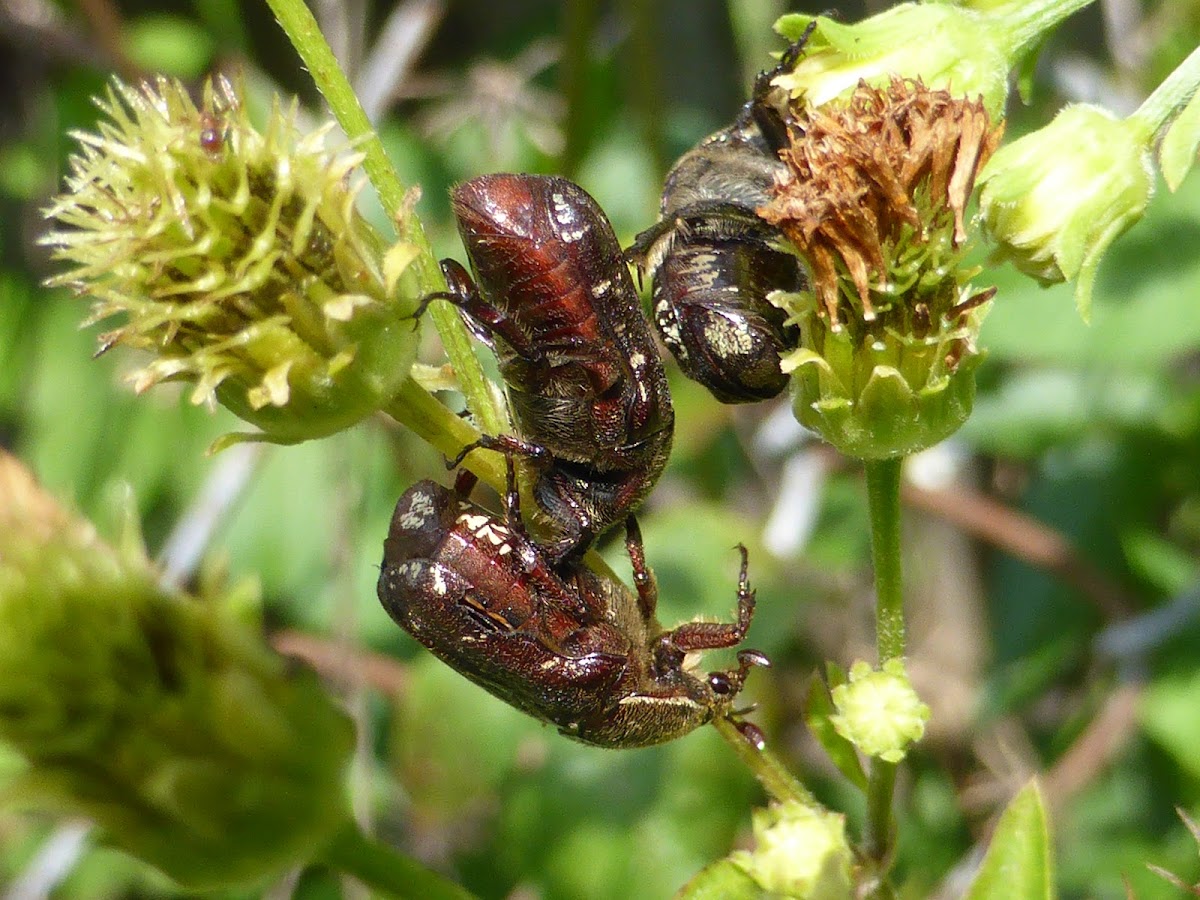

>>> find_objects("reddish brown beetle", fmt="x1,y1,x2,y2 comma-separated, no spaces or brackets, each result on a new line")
377,469,767,748
427,174,673,563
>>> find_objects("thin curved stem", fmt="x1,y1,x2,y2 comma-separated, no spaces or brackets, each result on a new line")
711,716,817,808
264,0,506,438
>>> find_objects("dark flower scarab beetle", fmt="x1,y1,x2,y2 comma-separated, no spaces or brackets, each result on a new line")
629,36,815,403
377,470,767,748
426,174,673,564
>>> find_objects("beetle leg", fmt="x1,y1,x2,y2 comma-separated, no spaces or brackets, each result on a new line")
623,515,658,622
426,258,543,358
659,545,757,653
452,468,479,498
446,430,554,474
744,20,818,151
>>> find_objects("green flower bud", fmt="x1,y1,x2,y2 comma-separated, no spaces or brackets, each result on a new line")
773,4,1013,118
0,452,354,888
829,660,929,763
730,802,852,899
761,79,1000,459
978,103,1154,318
42,76,421,446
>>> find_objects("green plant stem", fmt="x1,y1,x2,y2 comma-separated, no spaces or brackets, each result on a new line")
865,458,905,662
865,760,897,865
264,0,506,439
711,716,817,808
383,379,506,492
323,822,476,899
863,457,904,885
995,0,1099,62
558,0,599,177
1129,43,1200,140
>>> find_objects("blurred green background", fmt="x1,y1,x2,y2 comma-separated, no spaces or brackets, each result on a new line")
2,1,1200,898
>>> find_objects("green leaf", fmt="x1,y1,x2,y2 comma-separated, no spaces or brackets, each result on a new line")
965,780,1055,900
804,673,867,791
676,859,764,900
1159,86,1200,192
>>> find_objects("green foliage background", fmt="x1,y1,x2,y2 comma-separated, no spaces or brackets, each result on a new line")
1,1,1199,898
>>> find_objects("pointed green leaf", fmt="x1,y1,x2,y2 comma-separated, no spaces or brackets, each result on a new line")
676,859,763,900
965,780,1055,900
804,674,868,791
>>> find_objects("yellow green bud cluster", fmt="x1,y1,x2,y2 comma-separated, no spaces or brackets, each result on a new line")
829,660,929,763
730,802,853,899
760,78,1001,459
0,452,354,887
42,76,420,446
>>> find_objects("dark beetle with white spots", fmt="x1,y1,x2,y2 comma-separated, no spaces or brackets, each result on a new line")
377,472,767,748
629,37,813,403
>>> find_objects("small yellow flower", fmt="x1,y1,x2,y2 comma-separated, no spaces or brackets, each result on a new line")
978,103,1154,318
42,76,421,446
829,659,929,763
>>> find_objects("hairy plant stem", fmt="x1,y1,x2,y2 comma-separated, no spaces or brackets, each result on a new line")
1128,42,1200,140
383,380,506,492
711,716,817,808
863,456,906,885
866,458,905,663
865,760,898,866
264,0,507,440
322,822,476,899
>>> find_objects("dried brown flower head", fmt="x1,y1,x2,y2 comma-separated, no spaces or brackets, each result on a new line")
761,77,1002,325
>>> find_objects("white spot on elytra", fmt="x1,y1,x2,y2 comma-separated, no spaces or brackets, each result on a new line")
703,316,754,356
550,193,587,242
456,512,489,531
398,490,436,530
456,511,512,547
431,567,448,596
396,561,422,580
590,279,611,298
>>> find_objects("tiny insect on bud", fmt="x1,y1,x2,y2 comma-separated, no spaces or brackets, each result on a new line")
771,5,1015,119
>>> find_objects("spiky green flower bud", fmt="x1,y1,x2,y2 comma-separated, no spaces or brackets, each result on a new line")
730,802,852,899
762,79,1000,459
0,452,354,888
773,4,1013,118
829,660,929,763
978,103,1154,319
42,76,421,447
